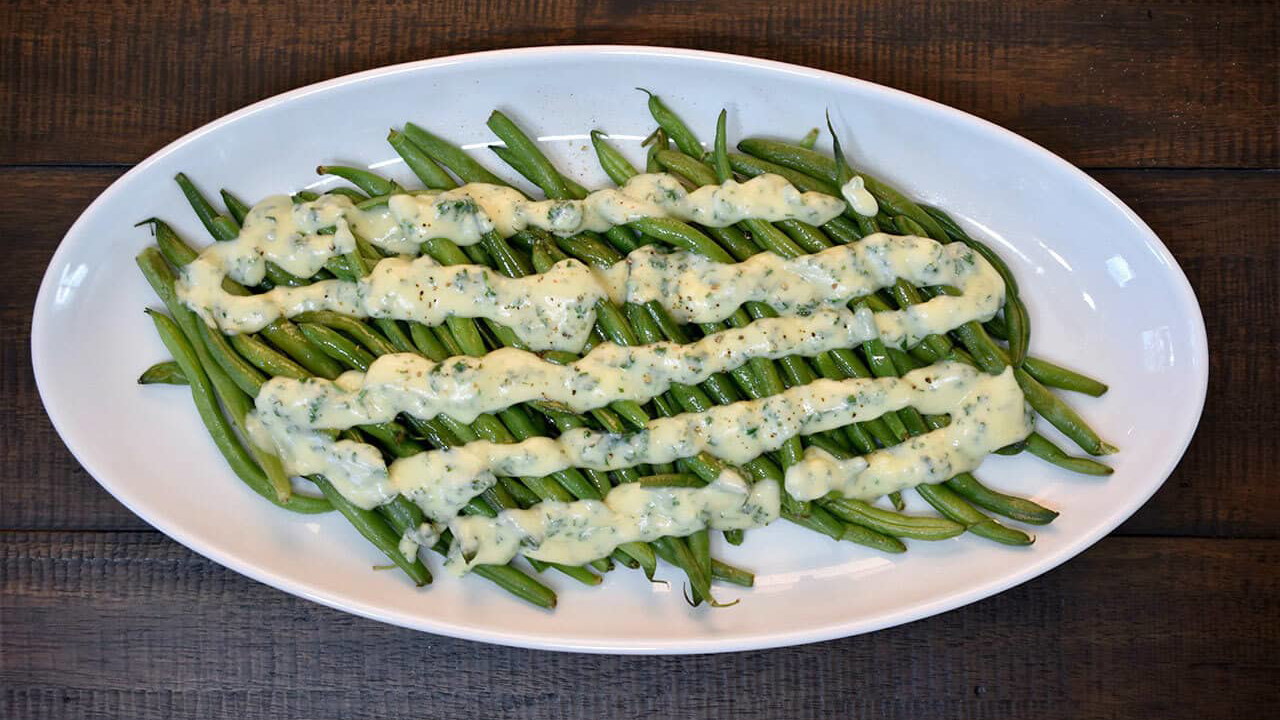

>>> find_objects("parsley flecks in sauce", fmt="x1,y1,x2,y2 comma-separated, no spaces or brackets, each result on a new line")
181,230,1002,353
446,470,778,571
247,361,1031,562
176,174,1033,572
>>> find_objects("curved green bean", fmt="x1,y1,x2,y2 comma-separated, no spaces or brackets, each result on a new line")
138,360,186,385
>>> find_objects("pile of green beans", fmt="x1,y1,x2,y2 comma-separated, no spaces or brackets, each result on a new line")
136,92,1115,609
621,93,1113,539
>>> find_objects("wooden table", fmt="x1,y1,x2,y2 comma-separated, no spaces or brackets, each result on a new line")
2,2,1276,718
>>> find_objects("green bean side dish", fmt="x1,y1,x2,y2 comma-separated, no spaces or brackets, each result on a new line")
135,92,1115,610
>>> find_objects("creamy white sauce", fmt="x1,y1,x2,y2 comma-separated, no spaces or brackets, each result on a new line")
840,176,879,217
185,173,1032,572
254,306,878,430
182,233,1002,353
446,470,778,571
177,173,843,334
782,367,1031,500
397,523,439,562
442,364,1029,569
250,361,1029,532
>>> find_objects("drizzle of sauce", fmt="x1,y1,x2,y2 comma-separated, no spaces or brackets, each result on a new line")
248,361,1031,543
181,233,1002,353
447,470,778,571
177,171,1036,573
176,172,842,336
442,364,1029,570
840,176,879,217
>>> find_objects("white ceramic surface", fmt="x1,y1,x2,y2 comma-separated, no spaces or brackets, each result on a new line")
31,46,1207,654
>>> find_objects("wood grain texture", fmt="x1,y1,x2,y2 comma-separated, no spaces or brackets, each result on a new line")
2,533,1276,720
3,167,1274,536
1,0,1276,168
3,2,1278,716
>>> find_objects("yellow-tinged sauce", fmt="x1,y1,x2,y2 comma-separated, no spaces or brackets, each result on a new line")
441,365,1028,570
181,232,1002,352
248,361,1031,562
447,470,778,571
840,176,879,217
176,172,843,338
178,171,1036,573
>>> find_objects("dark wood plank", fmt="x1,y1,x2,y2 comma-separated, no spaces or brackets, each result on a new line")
2,533,1275,719
3,167,1275,536
1,0,1275,168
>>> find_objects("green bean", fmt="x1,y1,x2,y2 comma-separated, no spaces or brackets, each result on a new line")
495,406,602,502
1004,295,1031,368
228,333,308,380
387,129,458,189
1018,367,1117,456
144,309,329,513
407,322,450,361
293,310,399,357
139,219,342,379
798,127,820,149
220,189,251,225
383,492,555,601
591,130,640,186
174,173,233,241
775,219,831,254
299,322,376,371
1022,356,1109,397
325,186,368,202
136,249,297,503
470,563,557,609
316,165,403,196
636,473,706,489
644,128,668,174
640,89,704,158
401,123,508,186
710,559,754,587
138,360,186,385
310,475,431,585
687,529,713,593
984,310,1011,340
487,110,571,199
658,139,909,451
540,562,602,586
259,319,343,379
712,110,733,183
376,494,426,534
840,523,907,553
632,214,735,261
373,319,417,354
651,536,719,606
737,137,950,241
681,453,854,545
915,483,1033,545
196,321,266,396
945,473,1059,525
1024,433,1115,476
824,498,965,540
728,152,840,196
176,175,311,288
